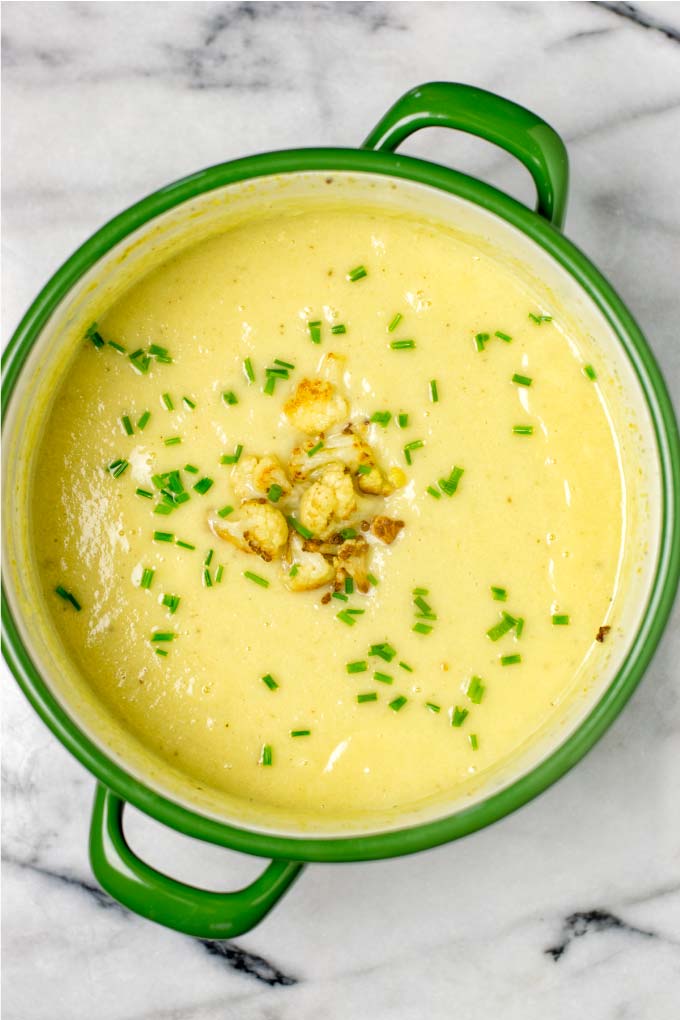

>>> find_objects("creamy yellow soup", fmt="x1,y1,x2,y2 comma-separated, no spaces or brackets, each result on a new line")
33,205,625,825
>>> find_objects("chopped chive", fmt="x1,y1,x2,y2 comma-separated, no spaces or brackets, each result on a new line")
512,425,534,436
153,530,174,543
182,396,196,410
412,622,433,635
515,617,525,639
388,313,403,333
390,339,416,350
184,464,199,474
204,549,214,566
347,265,367,282
261,673,279,690
469,733,479,750
512,373,532,387
137,410,151,431
486,612,518,641
367,573,379,587
331,323,346,335
107,459,129,478
136,488,153,500
528,313,552,324
86,323,105,349
552,614,571,625
263,375,277,396
332,591,348,602
389,695,408,712
153,503,173,516
426,702,441,713
370,411,391,427
491,586,508,602
346,609,365,616
427,485,442,499
403,439,424,465
357,463,373,475
307,440,324,457
121,415,134,436
161,594,180,614
474,332,489,352
268,484,283,503
346,660,368,674
175,540,195,550
162,393,174,410
413,595,433,615
429,379,439,403
149,344,170,358
337,609,360,626
155,648,168,657
287,515,314,539
397,413,409,429
129,350,151,374
369,642,396,662
215,565,224,583
289,564,299,577
583,364,597,381
344,577,354,594
413,587,429,595
451,706,469,727
495,331,512,342
152,631,175,643
374,671,393,685
274,358,295,370
140,568,155,590
466,676,485,704
399,661,413,672
290,729,311,737
438,466,464,496
243,358,255,382
308,320,322,344
54,586,81,611
260,744,273,766
222,390,238,406
164,436,181,446
500,653,522,666
107,340,126,354
193,477,214,495
357,692,378,703
221,444,244,465
244,570,269,588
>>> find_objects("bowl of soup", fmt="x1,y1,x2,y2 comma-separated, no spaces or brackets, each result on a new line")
3,83,679,938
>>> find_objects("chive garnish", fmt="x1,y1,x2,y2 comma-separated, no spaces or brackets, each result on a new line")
308,321,322,344
268,483,283,503
515,617,525,639
583,364,597,381
337,609,360,626
347,265,367,282
204,549,214,567
149,344,170,359
137,410,151,431
347,661,368,674
162,393,174,410
413,595,433,615
512,425,534,436
346,608,365,616
486,612,518,641
357,464,373,475
108,459,129,478
369,642,396,662
289,564,299,577
466,676,485,704
331,323,346,335
552,614,570,625
332,592,348,602
164,437,181,446
491,586,508,602
129,350,151,374
451,706,468,727
155,649,168,657
397,413,409,429
438,466,464,496
176,539,195,550
291,729,311,737
500,653,522,665
55,586,81,611
107,340,126,354
287,515,313,539
86,323,105,349
243,358,255,382
260,744,273,766
429,380,439,403
161,594,180,613
371,411,391,427
389,696,407,712
388,313,403,333
244,570,269,588
528,313,552,324
399,661,413,672
344,577,354,594
153,531,174,543
221,444,243,465
152,631,175,643
427,485,442,499
261,673,279,690
469,734,479,750
367,573,379,587
222,391,238,407
374,671,393,685
154,504,173,516
426,702,441,713
274,358,295,370
193,477,214,495
403,440,424,465
412,622,433,635
184,464,199,474
140,568,155,590
136,488,153,500
121,415,134,436
182,396,196,410
474,332,489,352
263,375,277,396
495,331,512,342
215,565,224,583
357,692,378,703
390,339,416,350
307,440,324,457
512,373,532,387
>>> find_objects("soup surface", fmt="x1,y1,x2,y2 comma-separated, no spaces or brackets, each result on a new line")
33,204,625,825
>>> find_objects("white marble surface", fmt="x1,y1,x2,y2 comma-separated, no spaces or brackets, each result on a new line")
3,2,680,1017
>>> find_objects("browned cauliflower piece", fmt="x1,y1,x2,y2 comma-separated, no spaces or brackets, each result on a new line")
370,516,405,545
283,532,336,591
209,499,288,562
298,462,357,539
231,454,291,502
289,426,373,483
283,378,348,435
335,536,371,593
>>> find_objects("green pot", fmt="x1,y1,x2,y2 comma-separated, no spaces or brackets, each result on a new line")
3,83,679,940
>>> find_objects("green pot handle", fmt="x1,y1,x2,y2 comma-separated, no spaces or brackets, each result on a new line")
89,784,304,938
362,81,569,229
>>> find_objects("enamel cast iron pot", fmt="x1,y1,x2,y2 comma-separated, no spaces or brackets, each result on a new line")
3,83,679,939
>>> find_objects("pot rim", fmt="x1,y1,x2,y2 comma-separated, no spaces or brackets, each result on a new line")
3,148,679,863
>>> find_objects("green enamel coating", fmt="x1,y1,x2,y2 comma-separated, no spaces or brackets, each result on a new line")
2,83,679,943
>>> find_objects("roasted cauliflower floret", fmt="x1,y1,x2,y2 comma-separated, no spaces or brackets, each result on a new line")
357,464,392,496
283,378,349,435
231,454,291,502
370,515,405,545
284,532,336,591
209,499,288,562
298,462,357,539
289,427,373,483
334,536,371,593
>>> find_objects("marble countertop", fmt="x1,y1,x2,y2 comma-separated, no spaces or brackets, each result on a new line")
2,2,679,1017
